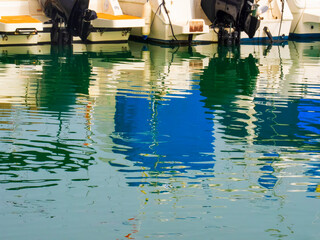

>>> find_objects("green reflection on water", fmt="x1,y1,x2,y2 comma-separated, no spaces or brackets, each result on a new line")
0,41,320,240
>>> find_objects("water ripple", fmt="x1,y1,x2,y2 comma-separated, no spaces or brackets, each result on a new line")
1,42,320,239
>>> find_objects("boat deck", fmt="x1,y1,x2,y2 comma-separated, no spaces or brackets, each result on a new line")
0,15,43,32
92,13,144,28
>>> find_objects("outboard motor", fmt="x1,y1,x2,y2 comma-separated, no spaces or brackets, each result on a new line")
201,0,260,45
39,0,97,44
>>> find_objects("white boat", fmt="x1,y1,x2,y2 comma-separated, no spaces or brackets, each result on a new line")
119,0,212,44
0,0,145,45
0,0,295,46
287,0,320,39
37,0,145,44
118,0,293,44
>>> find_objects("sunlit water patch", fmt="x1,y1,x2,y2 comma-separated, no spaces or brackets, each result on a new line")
0,42,320,239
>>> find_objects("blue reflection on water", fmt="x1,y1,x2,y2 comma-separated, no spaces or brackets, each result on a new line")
113,88,215,173
258,165,278,189
253,98,320,150
1,42,320,240
297,99,320,137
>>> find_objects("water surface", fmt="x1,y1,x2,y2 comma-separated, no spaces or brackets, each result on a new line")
0,41,320,239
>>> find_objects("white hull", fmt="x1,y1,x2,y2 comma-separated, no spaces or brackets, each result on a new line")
6,0,319,45
119,0,211,44
287,0,320,39
119,0,293,44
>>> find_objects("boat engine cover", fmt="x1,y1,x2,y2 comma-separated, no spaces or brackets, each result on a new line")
244,15,260,38
39,0,97,41
201,0,246,24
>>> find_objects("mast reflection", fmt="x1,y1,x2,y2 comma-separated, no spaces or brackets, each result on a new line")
111,45,216,180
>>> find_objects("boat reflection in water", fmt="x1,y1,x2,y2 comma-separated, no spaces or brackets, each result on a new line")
1,42,319,191
1,41,320,239
0,44,131,179
111,45,217,186
200,42,320,194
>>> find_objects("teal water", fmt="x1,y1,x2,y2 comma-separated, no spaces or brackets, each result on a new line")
0,41,319,239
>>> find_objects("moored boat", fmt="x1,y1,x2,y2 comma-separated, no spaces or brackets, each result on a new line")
287,0,320,39
119,0,211,45
37,0,145,44
0,0,145,45
118,0,293,45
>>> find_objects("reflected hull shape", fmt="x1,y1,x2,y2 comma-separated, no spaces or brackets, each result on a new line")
1,41,320,240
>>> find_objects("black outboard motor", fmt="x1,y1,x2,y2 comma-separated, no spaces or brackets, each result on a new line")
201,0,260,45
39,0,97,44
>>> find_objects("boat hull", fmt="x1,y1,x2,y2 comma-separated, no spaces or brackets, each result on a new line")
119,0,292,45
287,0,320,40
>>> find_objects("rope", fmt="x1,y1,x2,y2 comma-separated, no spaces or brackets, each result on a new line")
277,0,285,38
161,0,178,42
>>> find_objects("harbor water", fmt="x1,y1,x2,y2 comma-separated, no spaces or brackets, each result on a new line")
0,41,320,239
